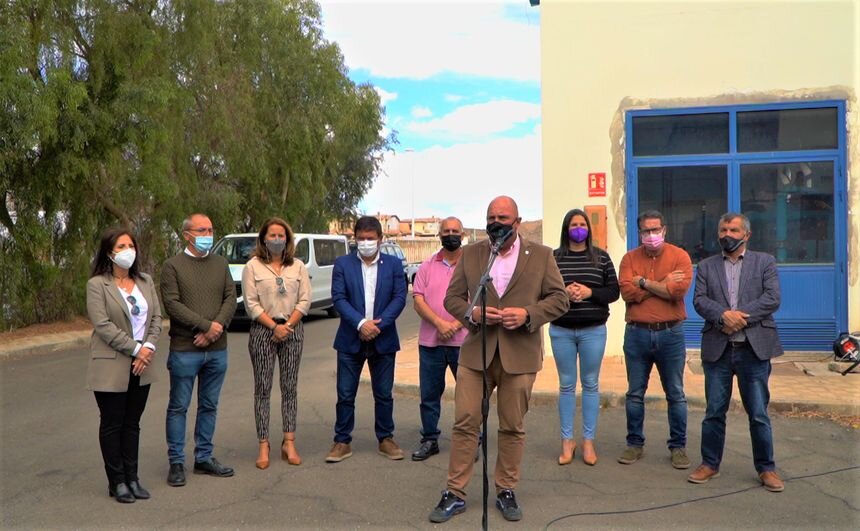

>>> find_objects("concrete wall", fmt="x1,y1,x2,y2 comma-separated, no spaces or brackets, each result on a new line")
541,0,859,355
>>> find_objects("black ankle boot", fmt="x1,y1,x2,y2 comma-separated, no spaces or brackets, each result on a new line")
108,483,135,503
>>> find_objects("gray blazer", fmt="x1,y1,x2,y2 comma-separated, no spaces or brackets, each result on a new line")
693,250,783,362
86,272,162,391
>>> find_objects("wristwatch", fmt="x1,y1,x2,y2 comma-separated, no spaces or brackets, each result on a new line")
638,277,647,289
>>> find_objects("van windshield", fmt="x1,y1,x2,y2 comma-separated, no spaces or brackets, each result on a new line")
217,238,256,263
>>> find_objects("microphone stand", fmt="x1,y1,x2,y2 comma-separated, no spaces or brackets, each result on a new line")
463,232,509,531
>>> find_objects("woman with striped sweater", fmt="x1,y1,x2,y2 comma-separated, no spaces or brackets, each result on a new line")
550,209,620,466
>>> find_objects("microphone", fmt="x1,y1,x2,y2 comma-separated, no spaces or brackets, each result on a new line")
489,228,514,254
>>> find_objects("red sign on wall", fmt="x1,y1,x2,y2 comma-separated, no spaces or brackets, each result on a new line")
588,172,606,197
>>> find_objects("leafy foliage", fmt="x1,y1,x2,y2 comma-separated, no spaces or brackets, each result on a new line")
0,0,394,328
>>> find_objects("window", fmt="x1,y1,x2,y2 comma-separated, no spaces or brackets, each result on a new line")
313,239,343,267
737,107,838,152
216,237,255,263
632,113,729,156
637,165,727,263
295,239,310,264
740,161,834,264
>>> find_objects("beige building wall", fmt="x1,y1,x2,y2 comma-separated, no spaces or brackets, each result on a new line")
540,0,859,356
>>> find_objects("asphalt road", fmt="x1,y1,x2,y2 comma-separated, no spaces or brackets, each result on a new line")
1,309,859,530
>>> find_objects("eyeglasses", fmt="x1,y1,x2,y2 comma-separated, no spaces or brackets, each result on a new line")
186,228,214,235
126,295,141,316
639,227,664,236
275,277,286,295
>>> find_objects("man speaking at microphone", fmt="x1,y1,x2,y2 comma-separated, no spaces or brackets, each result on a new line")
428,196,568,524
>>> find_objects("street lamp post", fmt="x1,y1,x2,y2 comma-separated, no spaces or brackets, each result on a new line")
405,148,415,239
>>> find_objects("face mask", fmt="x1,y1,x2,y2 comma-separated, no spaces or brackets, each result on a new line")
486,221,514,245
192,235,213,253
568,227,588,243
266,239,286,255
111,249,136,270
719,235,745,253
357,240,378,258
440,234,462,252
641,231,664,252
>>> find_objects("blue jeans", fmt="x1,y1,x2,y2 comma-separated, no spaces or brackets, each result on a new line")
701,342,775,472
623,324,687,449
418,345,460,442
549,324,607,440
335,346,396,443
166,350,228,464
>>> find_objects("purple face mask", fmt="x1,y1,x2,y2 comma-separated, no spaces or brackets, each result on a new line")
568,227,589,243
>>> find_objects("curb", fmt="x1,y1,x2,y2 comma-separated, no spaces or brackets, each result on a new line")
0,335,90,360
380,379,860,418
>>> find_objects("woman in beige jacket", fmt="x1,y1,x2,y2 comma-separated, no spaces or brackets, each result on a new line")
86,227,161,503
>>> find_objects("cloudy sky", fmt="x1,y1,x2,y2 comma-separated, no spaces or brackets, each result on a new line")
318,0,542,228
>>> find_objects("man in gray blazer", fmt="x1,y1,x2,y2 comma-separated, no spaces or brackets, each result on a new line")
689,212,784,493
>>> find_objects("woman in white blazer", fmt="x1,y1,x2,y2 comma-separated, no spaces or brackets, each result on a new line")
86,227,161,503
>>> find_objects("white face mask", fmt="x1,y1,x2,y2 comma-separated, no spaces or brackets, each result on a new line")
111,249,136,270
357,240,378,258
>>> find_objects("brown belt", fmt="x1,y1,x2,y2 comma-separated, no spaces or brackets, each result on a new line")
628,321,680,331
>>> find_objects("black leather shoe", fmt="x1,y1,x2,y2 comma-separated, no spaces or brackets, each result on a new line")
412,440,440,461
194,457,234,477
429,490,466,523
496,489,522,521
108,483,135,503
167,463,186,487
128,480,150,499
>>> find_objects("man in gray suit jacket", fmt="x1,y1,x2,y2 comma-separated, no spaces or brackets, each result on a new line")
689,212,784,493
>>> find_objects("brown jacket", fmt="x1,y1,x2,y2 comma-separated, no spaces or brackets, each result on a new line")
444,237,569,374
86,272,162,391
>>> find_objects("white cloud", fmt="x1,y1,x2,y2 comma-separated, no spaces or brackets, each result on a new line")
444,94,465,103
319,1,540,82
410,106,433,118
359,131,542,228
374,86,398,105
407,100,540,141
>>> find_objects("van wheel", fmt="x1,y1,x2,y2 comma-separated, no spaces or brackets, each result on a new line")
326,307,339,318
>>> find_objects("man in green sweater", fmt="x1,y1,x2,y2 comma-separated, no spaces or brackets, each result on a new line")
161,213,237,487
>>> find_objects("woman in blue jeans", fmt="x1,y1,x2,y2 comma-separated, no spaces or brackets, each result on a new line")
550,209,619,465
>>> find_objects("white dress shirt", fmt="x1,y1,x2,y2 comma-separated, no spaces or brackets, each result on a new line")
357,252,381,330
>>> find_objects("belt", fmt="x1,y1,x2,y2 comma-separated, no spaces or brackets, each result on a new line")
628,321,680,331
729,339,749,348
272,318,287,325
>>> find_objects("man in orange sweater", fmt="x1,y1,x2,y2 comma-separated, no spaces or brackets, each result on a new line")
617,210,693,470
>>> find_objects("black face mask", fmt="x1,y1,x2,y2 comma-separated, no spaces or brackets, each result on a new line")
486,221,514,245
440,234,462,252
719,235,745,253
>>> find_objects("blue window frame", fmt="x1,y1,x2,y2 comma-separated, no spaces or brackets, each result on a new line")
625,100,848,351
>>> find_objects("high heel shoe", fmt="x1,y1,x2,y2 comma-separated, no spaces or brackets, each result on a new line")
256,440,270,470
282,435,302,466
558,439,576,465
582,439,598,466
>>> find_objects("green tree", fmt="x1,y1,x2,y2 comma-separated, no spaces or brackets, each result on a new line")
0,0,393,329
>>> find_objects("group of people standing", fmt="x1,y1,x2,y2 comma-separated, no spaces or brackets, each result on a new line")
85,195,785,524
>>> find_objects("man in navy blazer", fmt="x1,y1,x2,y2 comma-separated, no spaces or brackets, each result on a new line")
689,212,785,493
326,216,407,463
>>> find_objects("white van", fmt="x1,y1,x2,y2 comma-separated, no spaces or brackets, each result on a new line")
212,232,349,325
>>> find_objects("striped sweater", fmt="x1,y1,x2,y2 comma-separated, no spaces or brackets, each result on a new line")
551,248,620,329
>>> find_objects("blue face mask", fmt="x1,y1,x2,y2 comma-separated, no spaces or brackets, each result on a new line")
193,235,213,253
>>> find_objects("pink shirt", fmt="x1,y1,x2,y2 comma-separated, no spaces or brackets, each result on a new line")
413,251,469,347
490,234,520,297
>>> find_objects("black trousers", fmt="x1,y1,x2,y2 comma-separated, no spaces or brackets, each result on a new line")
93,370,150,487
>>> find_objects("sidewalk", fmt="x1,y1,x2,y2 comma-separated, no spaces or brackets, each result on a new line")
2,327,858,416
386,335,860,417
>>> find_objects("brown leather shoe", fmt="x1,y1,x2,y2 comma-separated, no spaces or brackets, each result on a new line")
255,440,270,470
687,464,720,484
325,442,353,463
759,470,784,492
378,438,405,460
282,435,302,466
